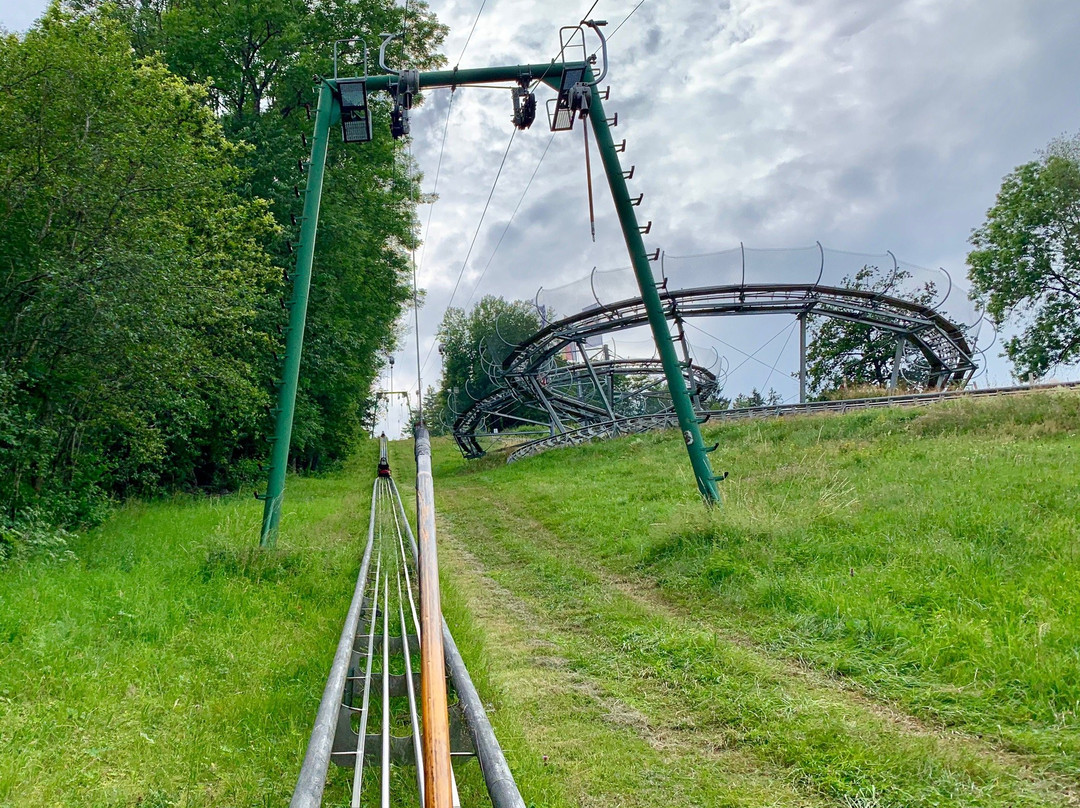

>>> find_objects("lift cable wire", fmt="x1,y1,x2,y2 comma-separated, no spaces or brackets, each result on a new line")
603,0,646,46
406,0,489,420
527,0,602,94
761,318,798,392
583,0,650,62
416,0,487,279
421,126,519,374
409,142,425,422
455,0,488,68
461,131,556,309
419,0,603,382
415,97,455,289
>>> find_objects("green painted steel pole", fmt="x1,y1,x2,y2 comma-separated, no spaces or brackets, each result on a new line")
337,62,587,95
574,76,722,504
259,81,335,546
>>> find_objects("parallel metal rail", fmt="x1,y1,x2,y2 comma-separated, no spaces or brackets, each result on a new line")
291,435,525,808
506,381,1080,463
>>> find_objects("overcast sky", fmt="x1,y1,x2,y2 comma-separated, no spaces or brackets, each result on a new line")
5,0,1080,436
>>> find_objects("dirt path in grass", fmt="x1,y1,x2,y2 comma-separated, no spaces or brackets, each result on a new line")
435,482,1080,808
551,523,1080,808
438,514,834,808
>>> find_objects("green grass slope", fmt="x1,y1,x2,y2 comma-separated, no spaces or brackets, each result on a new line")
0,456,378,807
2,389,1079,807
423,388,1080,808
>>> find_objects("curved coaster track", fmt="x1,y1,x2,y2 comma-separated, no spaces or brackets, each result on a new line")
452,280,981,460
502,381,1080,464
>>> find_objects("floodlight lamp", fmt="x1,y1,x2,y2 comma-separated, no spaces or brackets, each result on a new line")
557,65,587,106
337,79,372,144
547,98,575,132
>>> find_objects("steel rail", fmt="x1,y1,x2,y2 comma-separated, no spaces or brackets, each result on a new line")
293,441,526,807
380,536,391,808
505,284,976,381
349,550,382,808
391,495,423,641
290,479,380,808
397,547,427,800
389,474,527,808
453,359,719,457
505,380,1080,462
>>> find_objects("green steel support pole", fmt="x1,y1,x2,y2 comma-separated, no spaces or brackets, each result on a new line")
254,61,717,527
347,63,586,95
259,80,335,546
576,77,721,504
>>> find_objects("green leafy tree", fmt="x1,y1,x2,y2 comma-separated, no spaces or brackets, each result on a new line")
406,385,447,436
72,0,447,470
436,296,541,425
732,388,783,409
806,265,937,396
0,8,279,529
968,133,1080,379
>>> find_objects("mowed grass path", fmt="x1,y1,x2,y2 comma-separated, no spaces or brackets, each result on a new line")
419,389,1080,807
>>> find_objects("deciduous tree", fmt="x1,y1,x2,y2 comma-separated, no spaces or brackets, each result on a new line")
805,265,937,396
967,133,1080,379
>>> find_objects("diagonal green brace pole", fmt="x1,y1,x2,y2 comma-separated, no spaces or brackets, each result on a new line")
259,80,335,546
572,72,721,505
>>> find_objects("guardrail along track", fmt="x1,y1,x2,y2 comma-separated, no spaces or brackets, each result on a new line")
291,433,525,808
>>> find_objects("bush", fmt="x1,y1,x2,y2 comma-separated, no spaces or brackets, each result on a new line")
0,509,75,565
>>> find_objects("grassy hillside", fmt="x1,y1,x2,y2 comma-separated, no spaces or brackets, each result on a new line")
2,388,1078,807
421,388,1080,808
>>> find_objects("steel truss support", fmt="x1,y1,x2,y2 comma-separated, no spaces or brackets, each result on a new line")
798,312,808,404
453,281,978,459
890,335,906,392
577,340,617,422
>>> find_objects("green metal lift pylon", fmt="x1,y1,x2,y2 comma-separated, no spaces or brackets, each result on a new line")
258,56,721,546
259,81,334,547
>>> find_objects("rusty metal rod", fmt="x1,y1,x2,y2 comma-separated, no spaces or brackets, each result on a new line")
389,474,526,808
414,427,454,808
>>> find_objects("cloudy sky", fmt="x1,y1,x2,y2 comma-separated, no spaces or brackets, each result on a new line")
5,0,1080,435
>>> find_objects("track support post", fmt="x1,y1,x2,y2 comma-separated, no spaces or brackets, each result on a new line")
260,80,334,547
798,312,808,404
581,75,721,505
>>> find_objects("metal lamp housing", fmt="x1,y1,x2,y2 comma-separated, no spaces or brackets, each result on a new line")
338,79,372,143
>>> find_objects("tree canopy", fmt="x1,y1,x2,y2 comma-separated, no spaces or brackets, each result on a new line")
0,8,279,531
73,0,446,468
433,296,541,431
805,265,938,397
0,1,446,557
967,133,1080,379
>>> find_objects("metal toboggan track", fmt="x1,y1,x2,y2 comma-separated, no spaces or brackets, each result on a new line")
290,431,524,808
